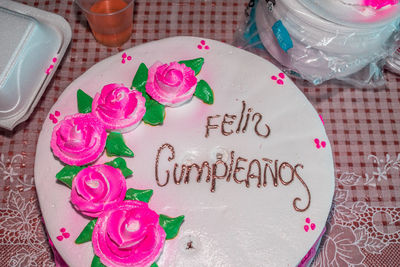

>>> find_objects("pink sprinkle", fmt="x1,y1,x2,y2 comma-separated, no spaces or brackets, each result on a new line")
277,79,284,85
60,228,66,232
52,57,57,63
56,236,63,241
319,114,324,125
278,72,285,79
314,138,320,148
122,53,127,58
55,110,60,116
201,40,206,45
305,218,310,224
197,45,202,50
62,232,70,238
304,225,309,232
310,223,316,230
127,56,132,60
321,141,326,148
122,59,126,64
205,45,209,50
49,114,54,120
271,76,277,80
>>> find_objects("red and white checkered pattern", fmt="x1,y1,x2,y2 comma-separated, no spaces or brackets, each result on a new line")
0,0,399,266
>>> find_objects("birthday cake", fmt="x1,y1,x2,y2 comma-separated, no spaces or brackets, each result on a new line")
34,37,335,267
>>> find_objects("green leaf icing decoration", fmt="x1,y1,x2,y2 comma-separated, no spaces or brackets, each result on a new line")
56,165,85,188
131,63,149,91
179,58,204,76
105,132,134,157
194,80,214,104
143,99,165,126
91,255,106,267
125,188,153,203
75,219,97,244
77,89,93,114
150,263,158,267
159,214,185,240
104,157,133,178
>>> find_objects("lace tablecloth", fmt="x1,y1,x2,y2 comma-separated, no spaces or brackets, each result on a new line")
1,0,400,266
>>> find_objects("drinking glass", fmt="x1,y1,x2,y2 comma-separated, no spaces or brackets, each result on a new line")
75,0,134,47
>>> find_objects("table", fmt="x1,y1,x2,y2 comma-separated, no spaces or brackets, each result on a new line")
0,0,399,266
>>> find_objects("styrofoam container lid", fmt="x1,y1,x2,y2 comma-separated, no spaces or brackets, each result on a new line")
0,0,71,130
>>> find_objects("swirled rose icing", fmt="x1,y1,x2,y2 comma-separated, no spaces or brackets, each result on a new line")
92,84,146,132
92,200,166,267
146,61,197,107
70,164,127,217
50,113,107,166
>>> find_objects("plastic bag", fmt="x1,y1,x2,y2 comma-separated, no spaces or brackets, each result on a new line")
234,0,400,87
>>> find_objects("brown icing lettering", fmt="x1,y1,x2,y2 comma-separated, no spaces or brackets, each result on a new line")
247,159,262,188
253,113,271,138
205,115,221,138
262,158,278,187
222,114,236,136
174,163,186,184
242,108,253,133
292,164,311,212
155,143,311,212
155,143,175,187
233,156,248,186
226,150,235,182
211,160,228,192
278,162,295,185
183,162,211,183
236,101,246,133
205,100,271,139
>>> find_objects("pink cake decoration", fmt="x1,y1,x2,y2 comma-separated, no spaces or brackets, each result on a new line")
197,40,210,50
130,57,213,125
92,84,146,133
53,157,185,266
121,52,132,64
50,113,107,166
146,61,198,107
51,58,214,165
72,175,184,266
271,72,285,85
49,110,61,124
70,164,127,218
92,200,167,267
314,138,327,149
49,58,215,266
46,57,58,74
56,228,70,241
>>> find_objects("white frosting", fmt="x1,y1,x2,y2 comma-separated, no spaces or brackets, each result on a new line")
34,37,335,267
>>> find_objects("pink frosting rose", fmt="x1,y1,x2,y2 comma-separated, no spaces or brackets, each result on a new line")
364,0,397,9
92,84,146,133
70,164,127,218
146,61,197,107
50,113,107,166
92,200,166,267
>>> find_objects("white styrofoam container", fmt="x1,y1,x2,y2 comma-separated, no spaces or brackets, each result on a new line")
0,0,71,130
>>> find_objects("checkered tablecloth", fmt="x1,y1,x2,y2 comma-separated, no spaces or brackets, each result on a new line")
1,0,399,266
